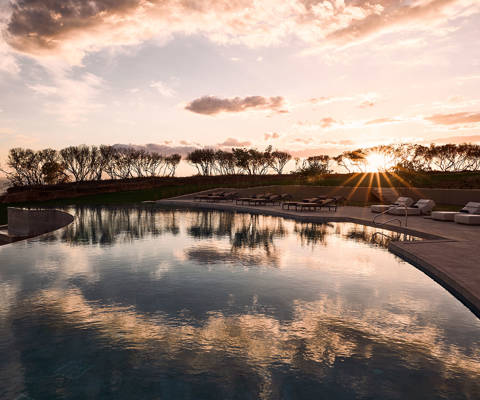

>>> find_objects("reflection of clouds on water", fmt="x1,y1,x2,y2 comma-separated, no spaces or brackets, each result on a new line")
0,281,19,319
23,288,480,399
1,207,479,398
185,245,280,267
184,212,287,268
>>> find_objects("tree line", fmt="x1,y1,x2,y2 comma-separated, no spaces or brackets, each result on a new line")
1,145,181,186
186,146,292,176
186,143,480,176
333,143,480,173
2,143,479,187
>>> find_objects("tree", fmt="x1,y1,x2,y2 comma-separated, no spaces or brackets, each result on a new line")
213,150,237,175
294,155,332,175
334,150,367,173
1,148,67,186
270,150,291,174
165,154,181,176
60,145,96,181
186,149,216,175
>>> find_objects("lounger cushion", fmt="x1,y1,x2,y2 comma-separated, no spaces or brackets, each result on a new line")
431,211,457,221
395,197,414,207
454,213,480,225
370,197,414,213
370,205,392,213
414,199,436,213
388,207,421,216
461,202,480,214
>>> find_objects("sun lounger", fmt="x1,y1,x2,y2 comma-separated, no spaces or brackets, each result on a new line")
387,199,436,216
194,191,225,201
251,194,283,206
297,198,337,212
236,193,273,205
208,192,239,202
431,211,457,221
281,196,325,210
370,197,414,213
454,202,480,225
432,202,480,224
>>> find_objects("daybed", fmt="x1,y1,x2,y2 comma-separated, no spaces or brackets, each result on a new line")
454,202,480,225
370,197,414,213
387,199,436,216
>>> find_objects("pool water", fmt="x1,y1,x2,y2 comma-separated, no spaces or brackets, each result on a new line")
1,206,479,400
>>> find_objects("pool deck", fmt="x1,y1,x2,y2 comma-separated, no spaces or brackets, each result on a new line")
153,198,480,317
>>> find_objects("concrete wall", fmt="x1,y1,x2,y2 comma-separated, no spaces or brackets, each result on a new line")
8,208,74,237
177,185,480,206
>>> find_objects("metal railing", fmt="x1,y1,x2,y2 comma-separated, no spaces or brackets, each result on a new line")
372,204,410,243
373,204,408,227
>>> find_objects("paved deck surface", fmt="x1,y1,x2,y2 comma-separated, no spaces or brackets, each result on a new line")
154,198,480,316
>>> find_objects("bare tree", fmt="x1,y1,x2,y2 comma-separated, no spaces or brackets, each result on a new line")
2,148,67,186
269,150,291,174
165,154,181,176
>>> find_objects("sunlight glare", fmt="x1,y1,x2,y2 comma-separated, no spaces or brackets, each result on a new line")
365,152,392,172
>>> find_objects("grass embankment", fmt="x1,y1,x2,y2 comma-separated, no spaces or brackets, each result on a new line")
1,171,478,225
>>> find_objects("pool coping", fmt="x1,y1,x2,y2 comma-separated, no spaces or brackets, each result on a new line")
152,198,480,318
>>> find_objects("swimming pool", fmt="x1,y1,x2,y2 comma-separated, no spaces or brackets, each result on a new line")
1,206,479,399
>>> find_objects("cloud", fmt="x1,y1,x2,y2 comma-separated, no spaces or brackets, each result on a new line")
319,117,337,128
324,0,478,46
4,0,477,65
185,96,287,115
27,71,104,123
295,118,342,131
365,117,402,125
358,100,376,108
217,138,252,147
429,135,480,144
264,132,280,141
150,81,175,97
425,112,480,125
112,143,197,157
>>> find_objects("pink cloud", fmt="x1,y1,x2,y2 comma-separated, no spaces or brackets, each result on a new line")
217,138,252,147
426,112,480,125
185,96,287,115
5,0,477,64
264,132,280,140
430,135,480,144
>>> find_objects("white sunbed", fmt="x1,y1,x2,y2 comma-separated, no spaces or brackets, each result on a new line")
387,199,436,216
431,211,457,221
433,202,480,224
454,202,480,225
370,197,414,213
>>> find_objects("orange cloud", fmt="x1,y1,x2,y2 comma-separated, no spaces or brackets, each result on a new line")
425,112,480,125
4,0,478,64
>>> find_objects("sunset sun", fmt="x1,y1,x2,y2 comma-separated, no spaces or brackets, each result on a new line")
365,152,392,172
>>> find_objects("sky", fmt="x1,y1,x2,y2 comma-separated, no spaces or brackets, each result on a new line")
0,0,480,175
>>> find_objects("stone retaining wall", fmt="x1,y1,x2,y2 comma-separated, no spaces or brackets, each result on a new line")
7,207,74,237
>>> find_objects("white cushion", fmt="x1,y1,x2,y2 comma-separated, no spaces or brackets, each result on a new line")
461,202,480,214
455,213,480,225
388,207,421,216
413,199,436,214
371,205,392,213
395,197,414,207
431,211,457,221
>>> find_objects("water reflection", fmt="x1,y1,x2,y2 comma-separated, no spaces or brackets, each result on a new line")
294,222,331,246
0,207,479,400
343,224,419,247
57,206,180,246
